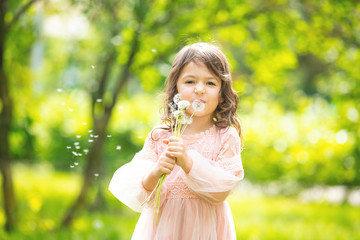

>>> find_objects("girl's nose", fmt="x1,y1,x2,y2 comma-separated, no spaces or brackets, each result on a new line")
194,83,205,94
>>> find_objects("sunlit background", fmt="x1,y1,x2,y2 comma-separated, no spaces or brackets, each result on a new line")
0,0,359,239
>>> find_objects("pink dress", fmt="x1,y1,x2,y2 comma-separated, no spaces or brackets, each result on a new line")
109,125,244,240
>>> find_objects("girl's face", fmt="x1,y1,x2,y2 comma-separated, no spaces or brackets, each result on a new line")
176,61,222,121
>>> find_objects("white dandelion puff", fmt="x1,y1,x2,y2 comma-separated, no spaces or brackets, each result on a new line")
70,165,75,168
57,88,63,92
116,146,122,150
173,93,181,104
172,110,184,118
192,100,205,112
74,162,79,166
178,100,190,110
72,151,78,156
94,173,99,177
66,146,71,149
168,102,177,112
88,139,94,143
96,99,102,103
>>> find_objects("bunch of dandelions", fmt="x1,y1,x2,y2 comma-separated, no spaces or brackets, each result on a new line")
142,93,205,226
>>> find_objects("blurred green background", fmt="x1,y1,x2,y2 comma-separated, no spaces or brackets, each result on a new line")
0,0,359,239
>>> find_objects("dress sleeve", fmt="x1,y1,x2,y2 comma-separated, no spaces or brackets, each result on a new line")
108,129,168,212
182,127,244,204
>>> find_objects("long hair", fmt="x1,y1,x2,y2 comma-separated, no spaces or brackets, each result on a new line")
160,42,242,142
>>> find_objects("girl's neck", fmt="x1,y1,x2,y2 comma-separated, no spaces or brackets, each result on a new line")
182,115,214,135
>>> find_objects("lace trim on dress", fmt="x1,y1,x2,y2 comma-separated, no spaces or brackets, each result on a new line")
181,125,216,140
166,182,199,199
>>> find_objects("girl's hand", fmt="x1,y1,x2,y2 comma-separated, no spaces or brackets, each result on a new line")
167,136,193,174
150,147,176,179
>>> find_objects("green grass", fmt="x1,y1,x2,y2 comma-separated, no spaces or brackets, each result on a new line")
0,164,359,239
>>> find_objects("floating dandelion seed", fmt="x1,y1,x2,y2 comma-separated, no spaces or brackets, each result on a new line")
83,149,89,154
94,135,99,138
94,173,99,177
152,49,157,53
74,142,80,146
70,165,75,168
74,162,79,166
68,108,73,112
66,146,71,149
78,153,82,157
96,99,102,103
107,135,112,138
90,134,94,138
88,130,93,133
83,122,87,125
116,146,121,150
118,106,124,110
72,151,78,156
75,146,80,150
88,139,94,143
76,135,81,139
57,88,63,92
61,101,65,106
138,136,143,139
91,65,95,69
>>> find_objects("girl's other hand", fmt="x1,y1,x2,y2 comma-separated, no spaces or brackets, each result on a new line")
167,136,193,174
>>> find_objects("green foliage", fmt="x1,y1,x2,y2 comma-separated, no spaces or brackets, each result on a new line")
0,164,359,239
4,0,360,187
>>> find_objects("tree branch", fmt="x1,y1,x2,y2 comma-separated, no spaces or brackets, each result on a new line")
5,0,40,31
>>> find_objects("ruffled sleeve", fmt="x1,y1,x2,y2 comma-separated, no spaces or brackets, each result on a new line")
183,127,244,204
108,128,168,212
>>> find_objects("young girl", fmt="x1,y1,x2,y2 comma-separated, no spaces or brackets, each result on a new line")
109,42,244,240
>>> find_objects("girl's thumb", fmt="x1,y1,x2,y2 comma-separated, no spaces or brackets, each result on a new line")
163,139,169,144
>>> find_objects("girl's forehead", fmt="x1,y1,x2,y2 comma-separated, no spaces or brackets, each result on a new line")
180,61,219,79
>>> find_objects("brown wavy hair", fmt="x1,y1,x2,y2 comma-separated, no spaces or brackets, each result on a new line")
160,42,242,141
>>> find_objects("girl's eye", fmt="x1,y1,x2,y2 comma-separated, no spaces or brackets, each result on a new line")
207,82,216,86
185,80,194,84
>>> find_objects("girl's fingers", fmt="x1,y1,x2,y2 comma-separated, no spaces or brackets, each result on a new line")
162,139,169,144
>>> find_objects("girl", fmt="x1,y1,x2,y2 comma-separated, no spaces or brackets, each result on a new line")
109,42,244,239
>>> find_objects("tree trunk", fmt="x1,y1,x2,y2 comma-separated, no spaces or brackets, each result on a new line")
0,0,17,232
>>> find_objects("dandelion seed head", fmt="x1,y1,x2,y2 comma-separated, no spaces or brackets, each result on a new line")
88,139,94,143
94,173,99,177
68,108,73,112
74,162,79,166
72,151,78,156
96,99,102,102
74,142,80,146
83,122,87,125
75,146,80,149
91,65,95,69
70,165,75,168
169,102,177,112
88,130,93,133
83,149,89,153
172,110,184,118
178,100,190,110
57,88,63,92
107,135,112,138
116,145,122,150
66,146,71,149
76,135,81,139
173,93,181,104
192,100,205,112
